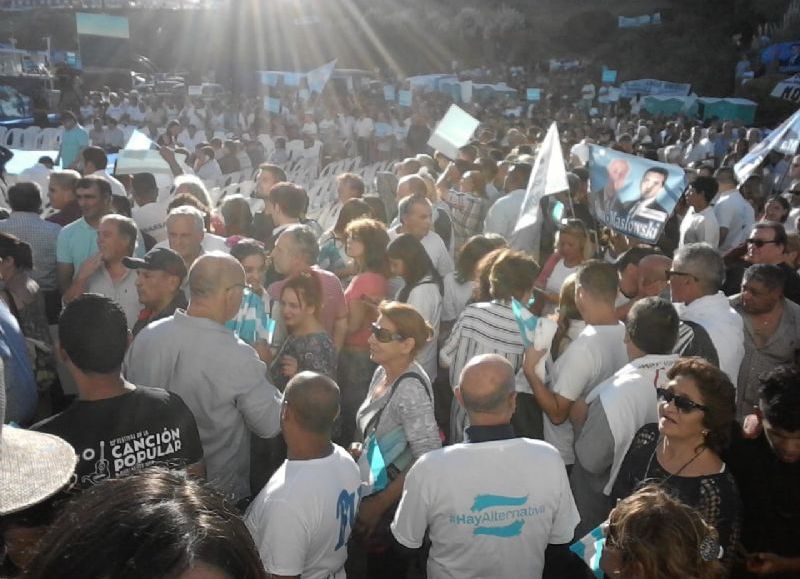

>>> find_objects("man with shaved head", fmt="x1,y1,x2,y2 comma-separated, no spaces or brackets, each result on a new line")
124,252,283,504
246,372,360,579
628,253,719,364
391,354,579,579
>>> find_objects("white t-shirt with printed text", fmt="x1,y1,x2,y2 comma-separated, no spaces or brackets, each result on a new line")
391,437,579,579
245,445,362,579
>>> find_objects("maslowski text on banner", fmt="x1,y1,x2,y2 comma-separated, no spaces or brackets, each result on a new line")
588,146,687,244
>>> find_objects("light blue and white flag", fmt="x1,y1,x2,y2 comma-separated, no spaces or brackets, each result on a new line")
306,59,337,93
735,107,800,183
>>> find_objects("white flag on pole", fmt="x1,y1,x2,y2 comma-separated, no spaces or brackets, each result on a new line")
512,122,568,257
735,107,800,183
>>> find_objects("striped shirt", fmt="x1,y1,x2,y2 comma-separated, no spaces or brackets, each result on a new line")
440,300,526,389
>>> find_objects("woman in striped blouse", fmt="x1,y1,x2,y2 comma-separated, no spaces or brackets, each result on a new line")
440,248,539,442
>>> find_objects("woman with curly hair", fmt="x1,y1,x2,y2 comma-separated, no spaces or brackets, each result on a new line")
612,357,742,569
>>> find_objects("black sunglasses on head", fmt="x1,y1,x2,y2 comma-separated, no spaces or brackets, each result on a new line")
370,323,405,343
656,387,708,413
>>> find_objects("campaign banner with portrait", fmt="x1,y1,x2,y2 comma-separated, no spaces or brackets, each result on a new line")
760,42,800,74
588,146,687,244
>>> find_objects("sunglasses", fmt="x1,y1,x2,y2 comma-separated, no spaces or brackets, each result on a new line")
746,238,779,248
370,323,405,343
656,387,708,413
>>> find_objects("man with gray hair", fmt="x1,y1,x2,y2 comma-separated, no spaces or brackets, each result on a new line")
267,225,348,350
63,214,141,329
391,354,579,579
669,242,744,382
162,206,206,271
125,252,283,504
390,194,454,278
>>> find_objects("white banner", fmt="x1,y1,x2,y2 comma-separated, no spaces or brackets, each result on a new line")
771,75,800,104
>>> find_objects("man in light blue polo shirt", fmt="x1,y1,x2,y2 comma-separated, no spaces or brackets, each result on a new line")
56,176,145,292
57,111,89,170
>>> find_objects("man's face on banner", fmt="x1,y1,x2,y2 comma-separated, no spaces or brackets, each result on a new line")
640,170,667,200
608,159,629,185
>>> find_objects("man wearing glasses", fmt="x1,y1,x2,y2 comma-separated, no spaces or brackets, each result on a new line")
668,243,744,383
726,222,800,305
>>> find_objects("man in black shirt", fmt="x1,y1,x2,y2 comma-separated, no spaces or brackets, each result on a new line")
33,294,203,489
727,366,800,579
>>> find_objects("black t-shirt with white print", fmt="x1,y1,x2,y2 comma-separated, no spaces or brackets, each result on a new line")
33,386,203,489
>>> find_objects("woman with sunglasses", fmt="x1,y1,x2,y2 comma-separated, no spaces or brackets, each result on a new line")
387,233,443,381
612,357,742,569
599,484,725,579
354,301,441,579
338,218,390,446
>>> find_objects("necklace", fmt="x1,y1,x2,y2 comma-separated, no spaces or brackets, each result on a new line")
645,437,707,483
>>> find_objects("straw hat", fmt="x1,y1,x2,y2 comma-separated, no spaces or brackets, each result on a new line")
0,360,77,515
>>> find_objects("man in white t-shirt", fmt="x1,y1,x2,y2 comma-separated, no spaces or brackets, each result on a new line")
523,261,629,466
682,126,714,165
130,173,168,243
391,355,579,579
82,146,127,198
246,372,361,579
714,167,754,252
679,176,720,248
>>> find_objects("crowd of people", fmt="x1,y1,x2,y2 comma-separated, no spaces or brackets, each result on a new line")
0,66,798,579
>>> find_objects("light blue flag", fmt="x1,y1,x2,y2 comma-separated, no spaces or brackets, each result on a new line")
570,523,607,578
527,88,541,102
735,107,800,182
602,69,618,83
259,72,279,87
511,298,538,348
398,90,413,107
426,104,480,160
384,85,396,102
263,97,281,115
306,59,337,93
283,72,302,87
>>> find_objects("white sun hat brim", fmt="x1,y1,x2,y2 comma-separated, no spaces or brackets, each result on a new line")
0,425,77,515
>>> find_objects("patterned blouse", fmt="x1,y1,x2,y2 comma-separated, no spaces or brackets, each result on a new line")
269,331,337,391
612,423,742,569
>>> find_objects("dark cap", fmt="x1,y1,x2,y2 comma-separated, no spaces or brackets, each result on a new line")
122,247,187,280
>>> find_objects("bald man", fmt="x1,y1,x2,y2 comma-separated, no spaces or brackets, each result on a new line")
246,372,361,579
623,254,719,364
391,354,579,579
124,252,283,503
